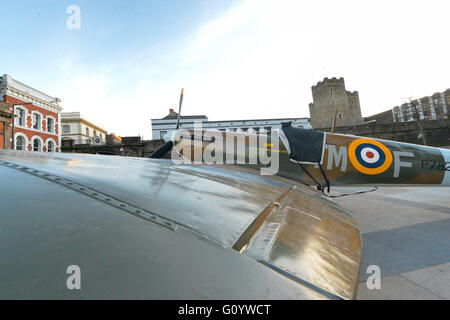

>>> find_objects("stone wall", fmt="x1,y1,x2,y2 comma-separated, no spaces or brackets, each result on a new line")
322,120,450,147
364,109,394,124
62,139,165,157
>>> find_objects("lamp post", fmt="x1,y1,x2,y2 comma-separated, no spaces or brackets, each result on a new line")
11,102,32,150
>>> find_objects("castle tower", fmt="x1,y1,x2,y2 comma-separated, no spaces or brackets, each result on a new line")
309,77,363,129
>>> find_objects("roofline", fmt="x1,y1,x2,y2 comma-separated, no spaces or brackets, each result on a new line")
1,74,62,111
62,116,108,134
151,117,310,123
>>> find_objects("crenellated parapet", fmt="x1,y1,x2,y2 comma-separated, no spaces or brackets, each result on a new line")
311,77,345,90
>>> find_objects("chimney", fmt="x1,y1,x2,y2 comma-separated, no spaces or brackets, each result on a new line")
169,108,174,113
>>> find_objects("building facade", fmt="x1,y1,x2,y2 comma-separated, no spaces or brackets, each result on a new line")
151,109,311,140
0,101,12,149
392,89,449,123
0,74,62,152
61,112,107,145
309,77,363,129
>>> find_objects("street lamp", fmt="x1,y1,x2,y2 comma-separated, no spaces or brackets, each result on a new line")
11,102,32,150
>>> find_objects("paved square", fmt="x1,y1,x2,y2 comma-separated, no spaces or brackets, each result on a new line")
332,186,450,300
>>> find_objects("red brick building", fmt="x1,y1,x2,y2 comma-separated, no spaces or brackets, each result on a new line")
0,74,62,152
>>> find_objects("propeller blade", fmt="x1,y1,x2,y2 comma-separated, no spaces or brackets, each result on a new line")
152,88,184,158
176,88,184,130
150,141,174,159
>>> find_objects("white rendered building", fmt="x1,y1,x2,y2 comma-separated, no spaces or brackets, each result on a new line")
151,109,311,140
61,112,107,145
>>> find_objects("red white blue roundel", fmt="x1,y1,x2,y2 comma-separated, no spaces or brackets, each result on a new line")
356,145,384,168
348,139,393,175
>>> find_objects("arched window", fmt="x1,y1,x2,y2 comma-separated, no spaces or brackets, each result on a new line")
16,136,25,151
33,138,41,152
47,141,54,152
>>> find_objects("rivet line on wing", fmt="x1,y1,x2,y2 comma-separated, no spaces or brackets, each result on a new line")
0,160,179,231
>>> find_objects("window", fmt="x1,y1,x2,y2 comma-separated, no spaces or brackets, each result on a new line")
32,113,41,130
47,141,54,152
47,117,54,133
16,136,25,151
63,125,70,133
16,108,25,126
86,139,92,144
33,138,41,152
86,128,90,136
94,130,97,137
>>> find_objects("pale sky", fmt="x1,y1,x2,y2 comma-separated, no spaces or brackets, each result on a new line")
2,0,449,138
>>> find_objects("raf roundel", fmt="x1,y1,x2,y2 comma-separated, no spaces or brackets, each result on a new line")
348,139,393,175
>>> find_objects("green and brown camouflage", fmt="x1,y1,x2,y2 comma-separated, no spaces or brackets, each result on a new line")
166,128,450,187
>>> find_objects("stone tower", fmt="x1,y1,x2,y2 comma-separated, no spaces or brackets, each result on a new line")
309,77,363,129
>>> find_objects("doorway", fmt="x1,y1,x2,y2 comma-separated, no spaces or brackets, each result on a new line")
0,121,5,149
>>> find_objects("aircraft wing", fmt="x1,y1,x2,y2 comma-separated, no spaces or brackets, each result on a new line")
0,151,362,299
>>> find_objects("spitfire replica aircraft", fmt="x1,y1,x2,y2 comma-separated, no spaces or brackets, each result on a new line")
0,90,448,300
159,123,450,190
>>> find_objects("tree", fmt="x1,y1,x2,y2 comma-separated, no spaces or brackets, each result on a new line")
409,98,428,146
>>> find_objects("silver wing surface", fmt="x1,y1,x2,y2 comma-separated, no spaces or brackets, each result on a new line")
0,150,362,299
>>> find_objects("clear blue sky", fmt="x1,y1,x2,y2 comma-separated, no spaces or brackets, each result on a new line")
2,0,233,92
2,0,449,138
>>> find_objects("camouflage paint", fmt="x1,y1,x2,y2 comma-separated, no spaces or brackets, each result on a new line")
168,130,450,187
